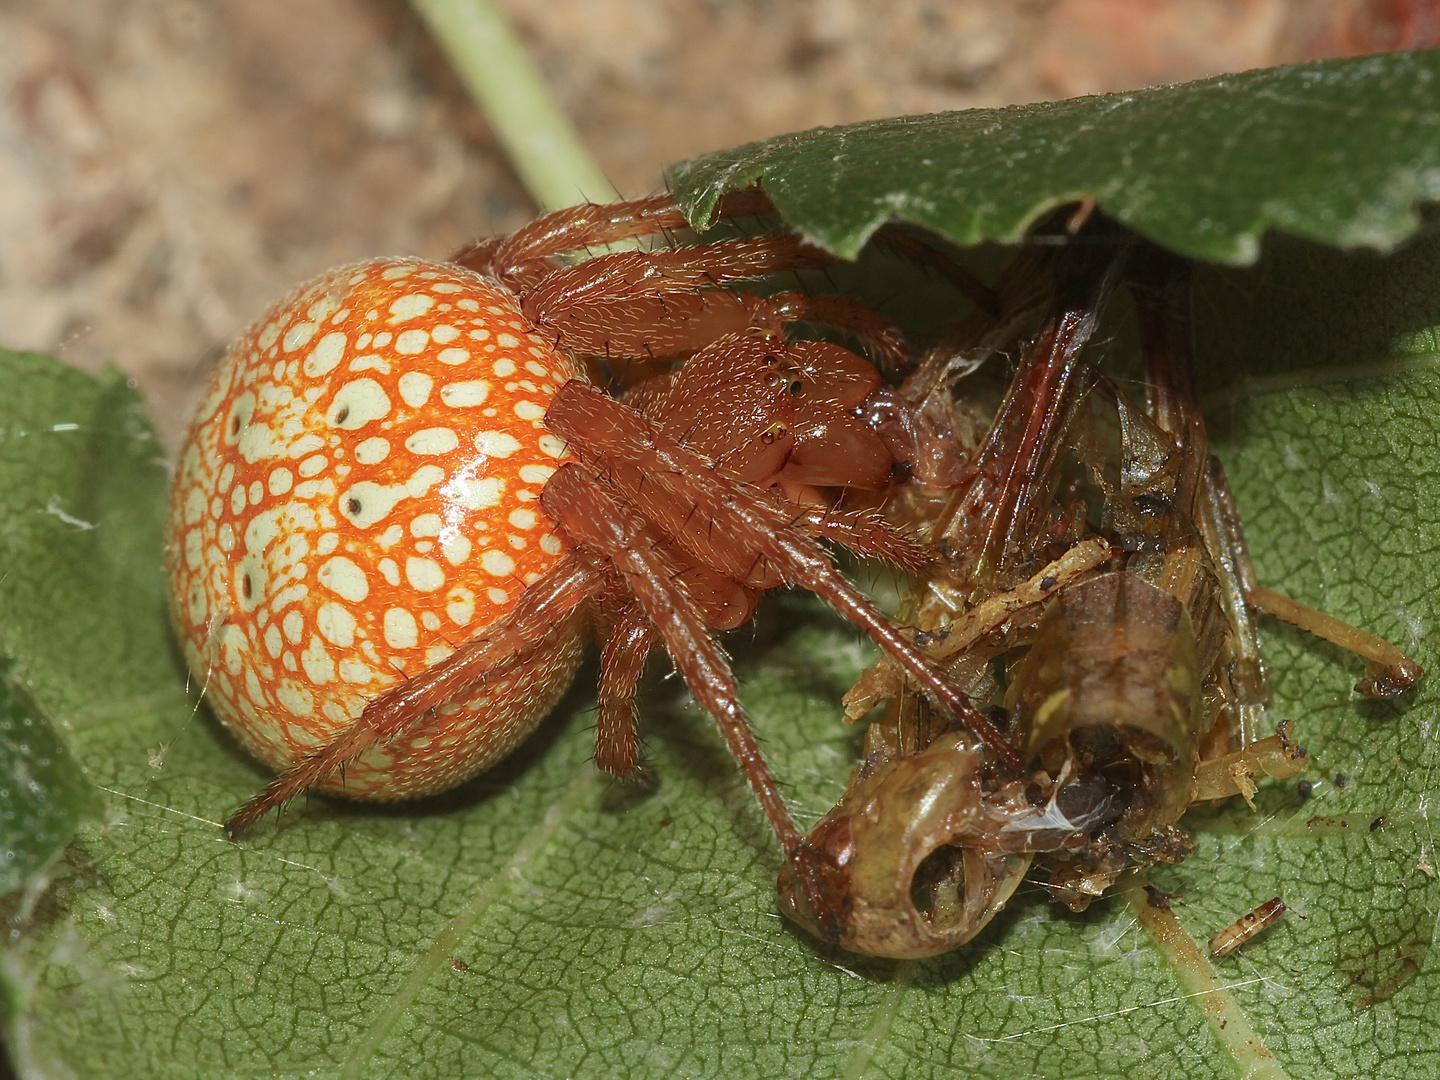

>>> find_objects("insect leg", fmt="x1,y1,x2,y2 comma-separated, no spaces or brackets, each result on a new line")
1194,720,1309,807
941,237,1122,586
1207,455,1423,699
1128,244,1275,745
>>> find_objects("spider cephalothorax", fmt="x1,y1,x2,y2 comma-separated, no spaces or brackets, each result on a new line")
166,191,1017,929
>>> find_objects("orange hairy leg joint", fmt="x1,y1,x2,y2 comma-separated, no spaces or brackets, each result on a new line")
165,192,1019,932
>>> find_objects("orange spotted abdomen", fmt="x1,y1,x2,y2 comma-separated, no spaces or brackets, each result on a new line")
166,258,584,800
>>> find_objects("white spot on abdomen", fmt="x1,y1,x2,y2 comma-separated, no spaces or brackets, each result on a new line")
185,528,203,569
388,292,435,321
446,587,476,625
398,371,434,407
316,601,358,647
410,513,442,537
300,635,336,685
341,481,404,528
439,472,501,511
339,657,380,684
480,550,516,576
341,465,446,528
329,379,392,429
384,608,419,649
405,557,446,592
276,679,315,716
441,533,471,565
474,431,521,458
440,380,491,407
354,437,390,465
395,329,430,355
318,556,369,601
283,321,319,352
406,428,459,455
305,332,347,376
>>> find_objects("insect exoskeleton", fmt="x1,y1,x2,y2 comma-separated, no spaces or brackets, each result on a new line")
779,223,1422,958
167,258,588,801
168,192,1026,930
1209,897,1286,958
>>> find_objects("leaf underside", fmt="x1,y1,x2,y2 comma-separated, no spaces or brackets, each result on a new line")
4,50,1440,1080
671,48,1440,265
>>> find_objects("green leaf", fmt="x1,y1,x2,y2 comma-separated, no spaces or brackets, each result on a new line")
5,52,1440,1080
670,49,1440,264
0,353,149,902
0,663,101,899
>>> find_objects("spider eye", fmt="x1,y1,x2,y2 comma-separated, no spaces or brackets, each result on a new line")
790,381,803,395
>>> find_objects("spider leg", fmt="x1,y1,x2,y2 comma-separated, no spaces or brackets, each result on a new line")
453,188,775,282
595,603,658,778
791,504,931,576
224,557,605,836
546,380,1025,772
748,292,906,372
871,224,1002,316
517,237,837,359
540,462,845,933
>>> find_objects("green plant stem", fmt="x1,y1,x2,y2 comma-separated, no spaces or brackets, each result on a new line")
412,0,618,210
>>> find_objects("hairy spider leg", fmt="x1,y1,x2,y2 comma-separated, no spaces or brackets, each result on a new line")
539,462,846,932
594,605,658,778
460,188,777,282
224,558,606,836
545,379,1024,771
516,236,904,369
870,224,1002,316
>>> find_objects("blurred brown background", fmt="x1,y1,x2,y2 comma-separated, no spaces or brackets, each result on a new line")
1,0,1434,446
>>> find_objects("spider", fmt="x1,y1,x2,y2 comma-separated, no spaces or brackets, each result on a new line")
165,189,1018,930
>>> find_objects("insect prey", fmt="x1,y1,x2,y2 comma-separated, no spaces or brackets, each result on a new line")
778,218,1423,959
